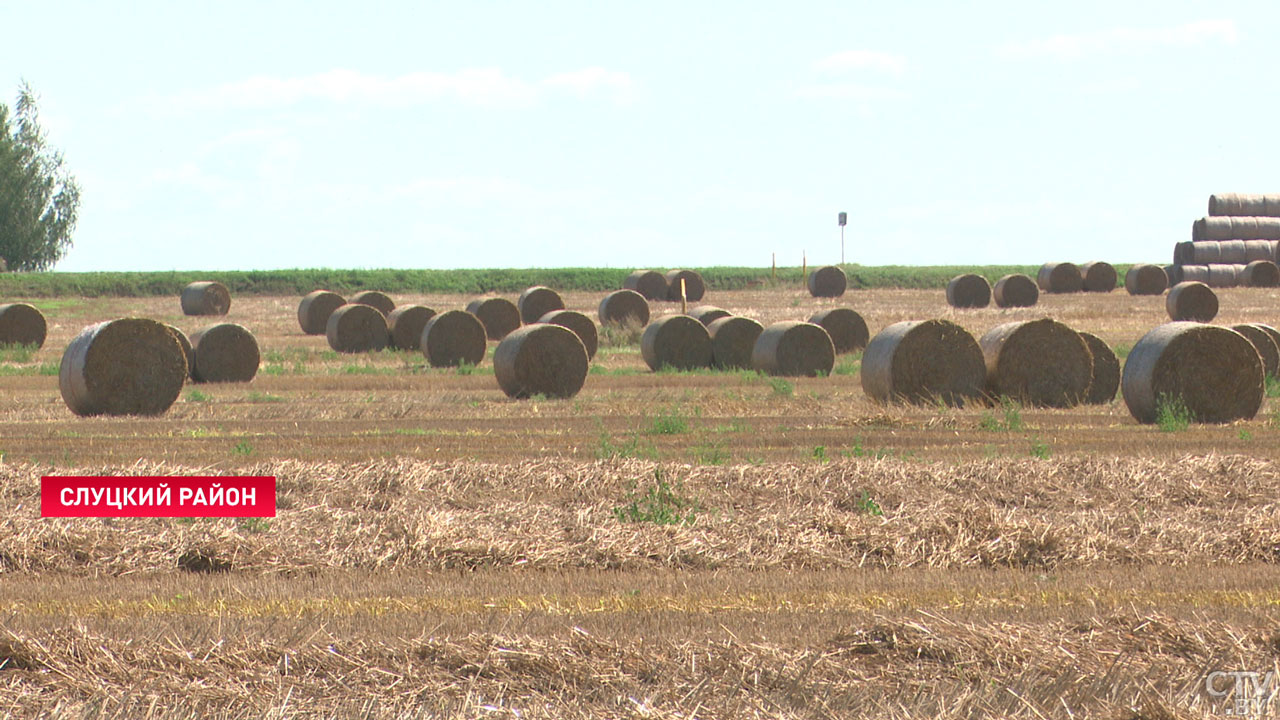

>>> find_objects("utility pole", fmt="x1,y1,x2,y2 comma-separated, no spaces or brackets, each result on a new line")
838,211,847,264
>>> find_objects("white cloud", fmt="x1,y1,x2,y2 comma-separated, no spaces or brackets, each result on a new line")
543,67,636,103
794,84,909,102
813,50,906,76
998,19,1238,60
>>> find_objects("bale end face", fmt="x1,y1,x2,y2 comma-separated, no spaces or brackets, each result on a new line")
1231,324,1280,379
1037,263,1083,294
946,274,992,308
298,291,346,335
980,318,1092,408
190,323,261,383
807,307,869,353
1124,264,1168,296
518,286,566,326
751,321,835,377
180,281,232,316
59,318,187,417
1079,332,1119,404
326,304,390,354
1122,322,1263,424
1242,260,1280,288
641,315,713,371
494,324,589,399
1079,262,1117,293
861,319,986,407
598,290,651,327
466,297,521,341
993,274,1038,308
664,270,706,302
1166,282,1218,322
623,270,668,301
387,305,437,351
422,310,488,368
807,266,847,298
707,316,764,370
0,303,48,348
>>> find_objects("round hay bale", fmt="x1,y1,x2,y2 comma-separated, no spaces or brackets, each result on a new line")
979,319,1092,407
623,270,668,301
1245,240,1274,262
0,303,47,348
493,324,589,399
688,305,732,326
1179,265,1209,284
598,290,650,327
993,274,1039,308
640,315,713,371
946,274,991,308
350,290,395,316
164,324,195,379
1218,240,1248,264
707,315,764,370
517,286,565,325
751,321,835,377
189,323,261,383
1079,262,1117,293
180,281,231,316
807,266,847,298
1164,264,1184,285
1187,241,1223,264
1037,263,1083,293
465,297,520,341
1206,263,1240,289
59,318,187,417
386,305,437,351
1209,193,1272,216
326,304,389,354
861,319,986,407
298,290,346,335
664,270,706,302
807,307,869,353
1194,216,1280,241
1256,324,1280,370
1231,324,1280,378
1124,264,1168,296
1122,322,1263,424
1173,241,1193,265
1241,260,1280,287
538,309,599,360
422,310,487,368
1079,332,1119,404
1166,281,1218,322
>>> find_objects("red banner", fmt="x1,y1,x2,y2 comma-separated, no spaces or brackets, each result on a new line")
41,476,276,517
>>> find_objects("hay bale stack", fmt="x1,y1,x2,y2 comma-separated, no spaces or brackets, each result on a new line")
641,315,712,371
1037,263,1083,293
751,321,835,377
1079,262,1117,293
861,319,986,407
1193,216,1280,241
350,291,396,316
1172,241,1192,265
1218,241,1248,264
298,291,346,335
1179,265,1209,284
807,266,847,298
979,319,1092,407
598,290,650,327
1231,324,1280,378
164,325,195,379
1209,193,1280,217
538,309,599,360
59,318,187,417
707,316,764,370
1206,263,1240,288
1164,264,1184,285
325,304,389,354
1166,281,1218,322
1121,322,1263,424
386,305,436,351
623,270,668,301
517,286,565,325
688,305,732,326
993,274,1038,308
1079,332,1119,404
465,297,520,341
1245,240,1274,262
946,274,991,308
422,310,487,368
1124,265,1168,296
664,270,706,302
494,324,589,399
1241,260,1280,287
0,303,47,348
807,307,869,354
189,323,261,383
180,281,231,316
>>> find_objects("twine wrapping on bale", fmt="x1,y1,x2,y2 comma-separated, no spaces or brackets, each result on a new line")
517,286,565,325
1206,264,1241,288
993,274,1039,308
493,324,589,399
465,297,520,341
1079,332,1119,404
189,323,261,383
1037,263,1083,294
946,274,991,308
664,270,706,302
1192,216,1280,241
59,318,187,417
623,270,668,301
807,266,847,298
751,321,836,377
1166,281,1218,322
537,309,599,360
1231,324,1280,378
688,305,732,326
707,316,764,370
1241,260,1280,288
1164,265,1185,285
180,281,231,316
1124,265,1168,296
326,304,389,354
1122,322,1263,424
807,307,869,354
1245,240,1274,262
350,291,396,316
598,290,651,327
1209,193,1280,217
1188,242,1222,264
0,303,47,348
164,325,195,379
1079,262,1117,293
1178,265,1209,284
979,319,1093,407
422,310,487,368
1218,241,1248,264
386,305,437,351
641,315,713,371
298,291,346,335
860,319,986,407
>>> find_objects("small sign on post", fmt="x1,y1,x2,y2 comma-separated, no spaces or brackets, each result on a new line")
838,211,848,264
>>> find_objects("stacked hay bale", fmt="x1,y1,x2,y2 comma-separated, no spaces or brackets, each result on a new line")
326,304,389,353
1168,194,1280,287
0,303,47,347
59,318,188,416
946,274,991,308
993,274,1038,307
386,306,437,351
1121,322,1263,424
751,321,835,377
641,315,712,371
180,281,231,316
807,266,847,298
493,324,589,399
298,291,346,335
979,318,1092,407
189,323,261,383
422,310,487,367
860,319,986,407
466,297,520,341
707,316,763,370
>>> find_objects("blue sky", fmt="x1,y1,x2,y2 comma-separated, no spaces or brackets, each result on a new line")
3,1,1275,271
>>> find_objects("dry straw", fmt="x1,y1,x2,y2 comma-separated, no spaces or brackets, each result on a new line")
979,318,1092,407
1079,261,1117,293
946,274,991,308
1193,216,1280,241
1079,332,1119,404
164,324,194,379
189,323,261,383
993,274,1038,307
707,315,764,370
1245,239,1274,261
1217,240,1248,264
0,303,47,347
598,289,651,327
465,297,520,341
179,281,231,316
1178,265,1209,284
1206,263,1241,288
807,266,847,298
1036,263,1083,293
537,309,599,360
688,305,732,326
861,319,986,407
1166,281,1218,322
623,270,668,300
349,290,396,316
664,270,706,302
640,314,713,371
297,290,346,335
1209,192,1280,217
517,286,565,326
751,321,835,377
1124,265,1167,296
326,304,389,354
493,324,589,399
1231,324,1280,378
807,307,869,353
1241,260,1280,287
386,305,437,351
1122,322,1263,423
59,318,187,416
422,310,487,368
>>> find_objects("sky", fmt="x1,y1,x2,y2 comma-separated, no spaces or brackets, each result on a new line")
2,1,1277,272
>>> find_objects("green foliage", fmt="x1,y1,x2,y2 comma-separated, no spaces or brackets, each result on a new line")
833,357,861,376
851,490,883,517
236,517,271,534
979,397,1024,432
245,391,286,403
598,320,645,348
0,343,37,363
648,406,690,435
596,429,658,461
613,469,702,526
811,445,828,463
1267,375,1280,399
690,439,729,466
185,389,212,403
455,360,477,376
231,440,253,457
768,377,793,397
1113,343,1132,361
843,436,895,460
1156,393,1192,432
1238,428,1253,441
1029,438,1051,459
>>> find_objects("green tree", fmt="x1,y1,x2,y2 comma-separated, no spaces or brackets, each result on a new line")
0,82,80,271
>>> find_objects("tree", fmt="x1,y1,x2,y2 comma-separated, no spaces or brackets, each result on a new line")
0,82,80,271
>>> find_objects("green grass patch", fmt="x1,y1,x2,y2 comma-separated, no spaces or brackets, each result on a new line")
613,469,703,526
185,389,212,403
1156,393,1192,433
